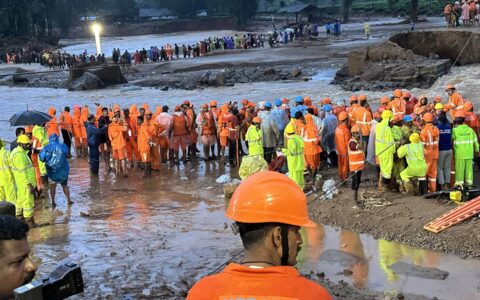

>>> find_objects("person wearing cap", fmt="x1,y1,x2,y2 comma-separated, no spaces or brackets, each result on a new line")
218,104,239,166
335,111,351,181
258,102,279,164
387,89,406,120
354,94,373,146
186,171,332,299
196,104,218,161
156,105,173,163
98,107,112,172
0,140,16,206
320,104,338,167
375,110,396,191
444,84,465,119
137,115,153,177
31,124,48,198
397,133,427,194
294,96,308,115
171,106,191,164
245,117,263,157
46,107,60,138
271,99,289,146
420,113,440,192
302,114,322,186
347,95,360,126
108,115,128,177
452,110,479,187
377,96,390,114
10,135,37,226
436,110,453,190
348,125,365,203
282,124,305,189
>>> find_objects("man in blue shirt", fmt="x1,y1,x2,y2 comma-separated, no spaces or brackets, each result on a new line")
85,115,108,175
271,99,289,146
436,111,452,190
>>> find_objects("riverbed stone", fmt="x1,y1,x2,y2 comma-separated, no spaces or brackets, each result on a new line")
67,72,105,91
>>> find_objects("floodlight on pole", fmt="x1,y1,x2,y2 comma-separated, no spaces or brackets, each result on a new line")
91,23,102,55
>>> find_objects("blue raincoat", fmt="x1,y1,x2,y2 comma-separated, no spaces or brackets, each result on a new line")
39,134,70,183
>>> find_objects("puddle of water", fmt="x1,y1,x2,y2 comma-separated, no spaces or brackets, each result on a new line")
311,69,337,82
22,159,480,299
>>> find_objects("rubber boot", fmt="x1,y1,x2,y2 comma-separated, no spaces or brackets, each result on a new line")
418,179,428,196
404,181,414,194
353,189,359,204
399,181,407,194
379,177,390,192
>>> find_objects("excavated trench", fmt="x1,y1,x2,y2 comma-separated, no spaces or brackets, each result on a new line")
390,30,480,65
334,30,480,91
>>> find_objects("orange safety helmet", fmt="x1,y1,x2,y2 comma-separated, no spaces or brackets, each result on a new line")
252,116,262,124
402,90,411,99
322,98,332,105
182,100,191,106
422,113,434,122
380,96,390,105
463,101,473,112
241,99,249,105
358,94,367,102
349,95,358,103
209,100,218,107
455,110,466,118
445,84,456,91
201,104,209,109
281,98,289,103
393,89,402,98
351,125,361,133
226,171,316,227
433,96,442,103
373,111,382,119
338,111,349,121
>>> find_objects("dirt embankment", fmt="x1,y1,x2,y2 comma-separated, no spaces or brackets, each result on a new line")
309,168,480,260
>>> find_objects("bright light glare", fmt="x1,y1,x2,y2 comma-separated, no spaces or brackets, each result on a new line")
91,23,102,55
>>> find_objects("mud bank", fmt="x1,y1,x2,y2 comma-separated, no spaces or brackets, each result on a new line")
309,167,480,260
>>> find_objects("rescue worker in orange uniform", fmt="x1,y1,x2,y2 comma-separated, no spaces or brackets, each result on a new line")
377,96,390,114
464,101,479,136
413,96,429,116
183,100,198,160
420,113,440,192
196,104,217,161
156,106,172,163
403,91,416,115
46,107,60,138
59,106,73,157
72,106,83,157
387,89,406,119
348,125,365,204
187,171,332,300
171,105,191,164
79,106,89,157
108,114,128,177
444,84,465,119
144,111,161,170
302,114,322,186
332,99,346,117
210,100,221,157
123,108,139,168
355,95,373,145
137,116,152,177
335,112,351,181
347,95,360,126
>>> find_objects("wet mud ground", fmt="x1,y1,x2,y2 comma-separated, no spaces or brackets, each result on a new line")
25,158,480,299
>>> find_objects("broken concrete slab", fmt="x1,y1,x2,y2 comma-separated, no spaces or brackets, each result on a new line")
388,262,449,280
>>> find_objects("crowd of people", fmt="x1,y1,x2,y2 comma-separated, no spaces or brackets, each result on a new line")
444,0,480,27
1,84,478,229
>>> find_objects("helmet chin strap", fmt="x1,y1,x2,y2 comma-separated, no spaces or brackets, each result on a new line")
280,225,289,266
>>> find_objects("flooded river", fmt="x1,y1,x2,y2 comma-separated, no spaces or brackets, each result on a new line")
2,32,480,298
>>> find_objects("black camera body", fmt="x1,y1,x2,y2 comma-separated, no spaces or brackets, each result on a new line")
14,262,84,300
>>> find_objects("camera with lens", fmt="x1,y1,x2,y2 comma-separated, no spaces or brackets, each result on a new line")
14,262,84,300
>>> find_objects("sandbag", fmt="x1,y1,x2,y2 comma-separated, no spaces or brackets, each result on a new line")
239,155,268,180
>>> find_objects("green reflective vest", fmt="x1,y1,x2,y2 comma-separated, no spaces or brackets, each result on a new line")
452,124,479,160
245,125,263,156
0,147,14,186
10,146,36,188
397,142,426,172
282,134,304,172
375,118,396,157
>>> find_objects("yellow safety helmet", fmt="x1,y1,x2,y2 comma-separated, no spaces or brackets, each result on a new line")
434,103,444,110
285,124,296,134
381,109,393,120
17,134,31,144
409,132,420,144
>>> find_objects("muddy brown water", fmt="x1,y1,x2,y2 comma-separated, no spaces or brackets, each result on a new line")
19,158,479,299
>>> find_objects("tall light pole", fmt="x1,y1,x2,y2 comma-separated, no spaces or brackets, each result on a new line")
91,23,102,55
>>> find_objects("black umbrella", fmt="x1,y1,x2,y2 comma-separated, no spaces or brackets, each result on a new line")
9,110,52,126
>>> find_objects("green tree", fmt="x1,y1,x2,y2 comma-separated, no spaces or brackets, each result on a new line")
342,0,353,22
